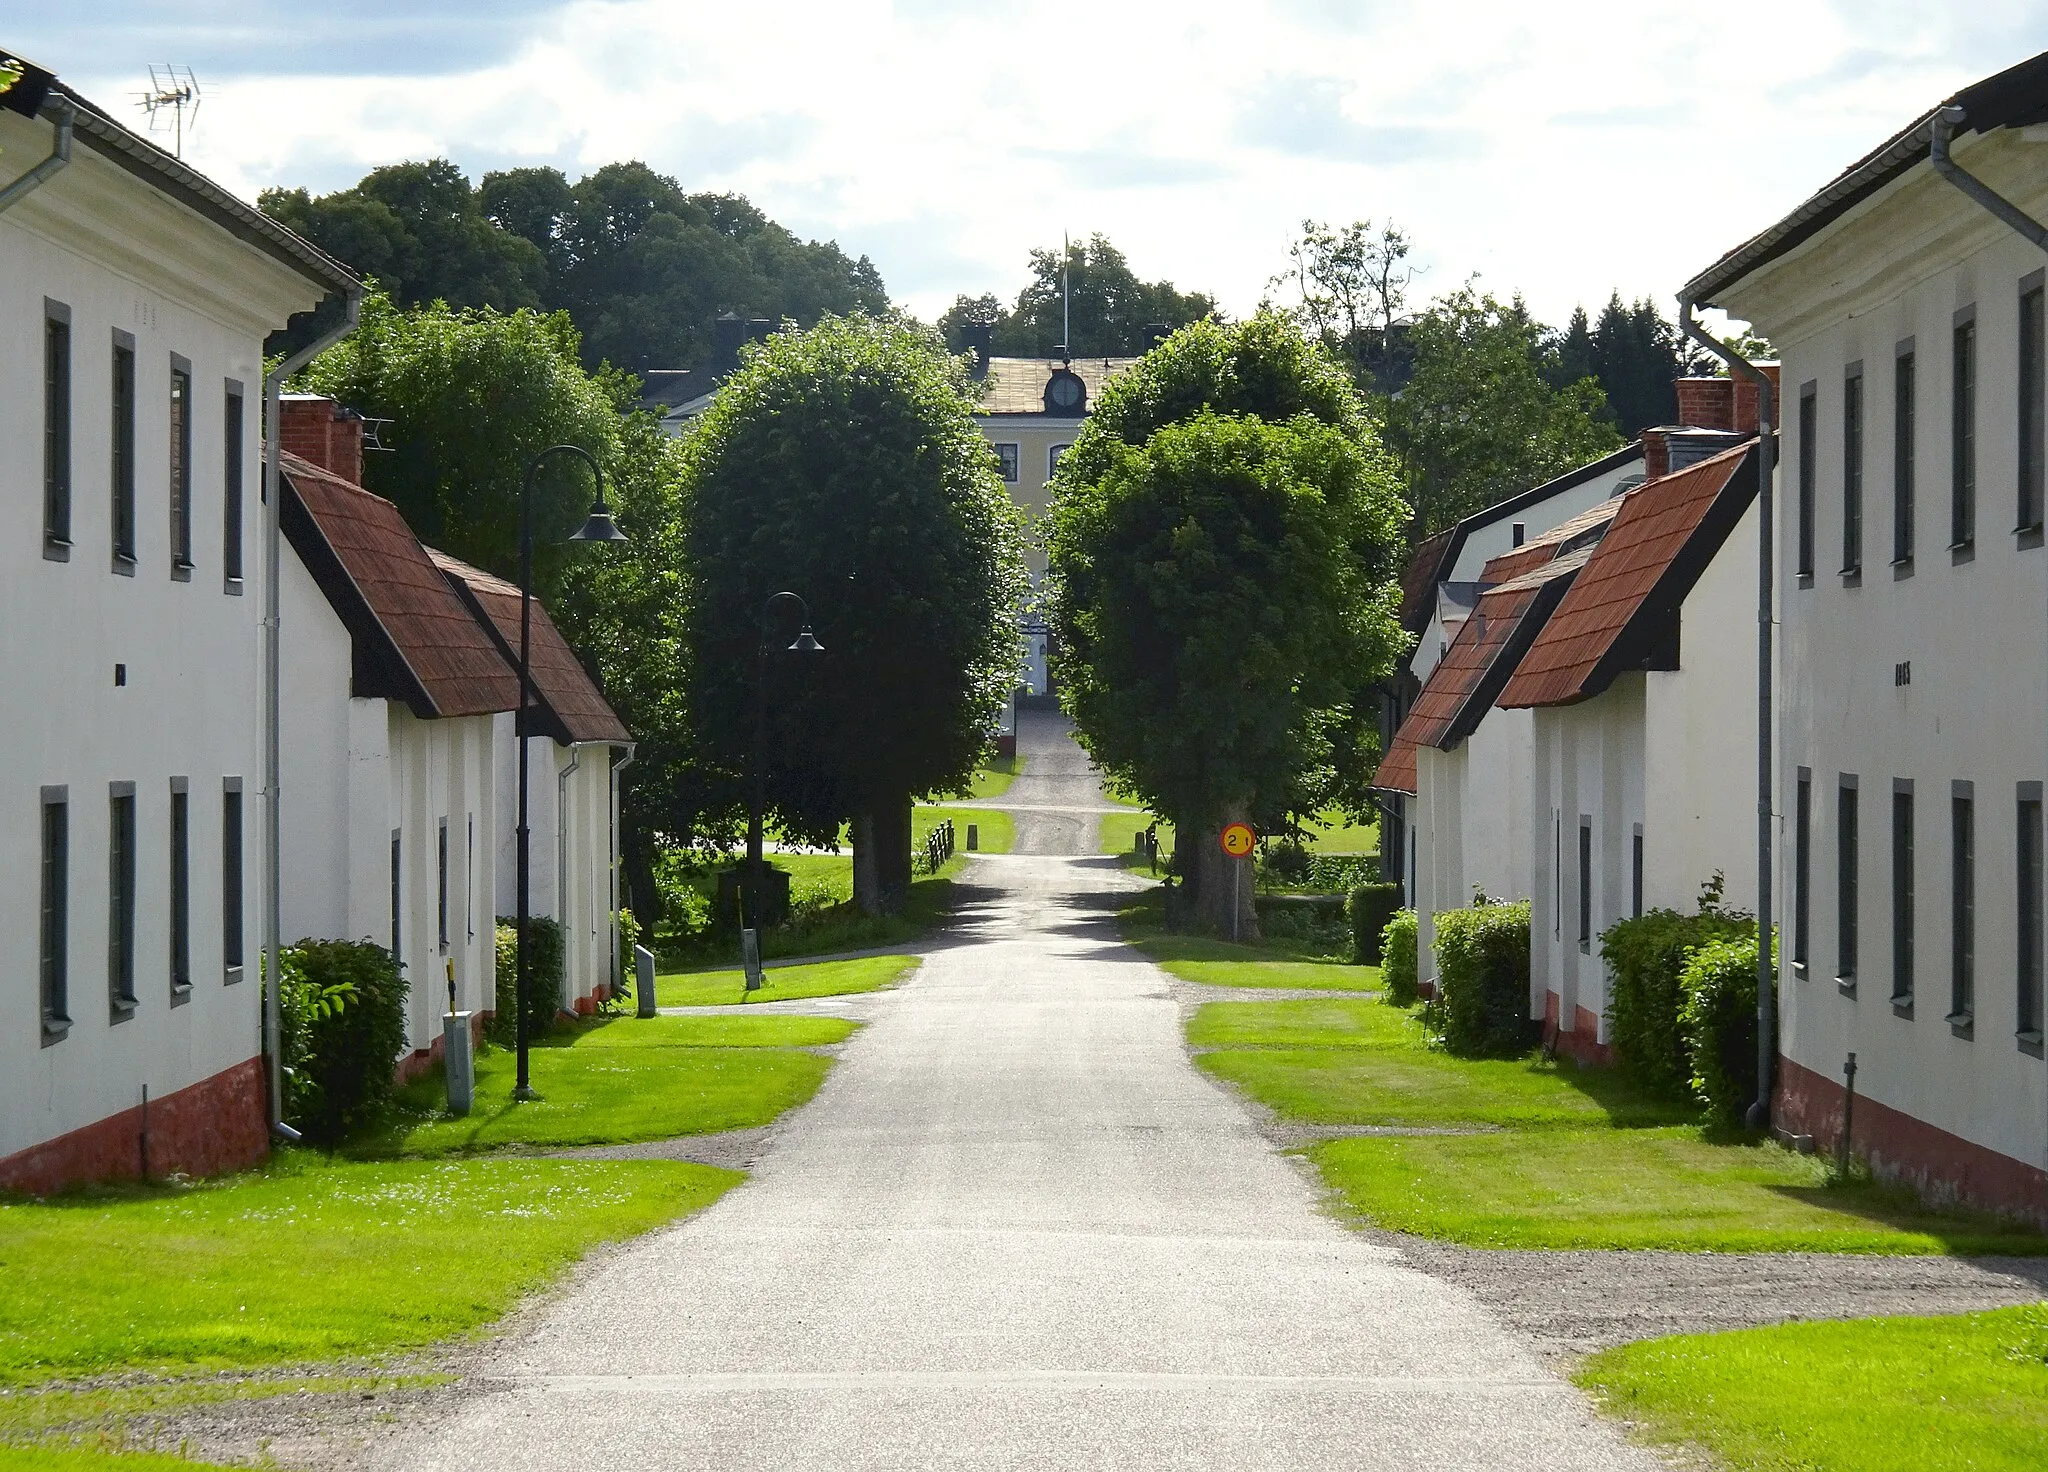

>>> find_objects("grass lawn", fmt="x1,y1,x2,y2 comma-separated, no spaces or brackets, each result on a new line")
1300,811,1379,853
1186,998,1416,1048
657,954,918,1007
1577,1305,2048,1471
959,755,1022,799
0,1449,236,1469
915,804,1014,854
366,1013,849,1155
1100,808,1168,859
0,1155,735,1386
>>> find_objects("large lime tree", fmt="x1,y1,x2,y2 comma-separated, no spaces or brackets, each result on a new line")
1045,315,1409,935
680,314,1027,914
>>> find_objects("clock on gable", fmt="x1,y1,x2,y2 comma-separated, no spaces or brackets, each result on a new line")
1043,366,1086,415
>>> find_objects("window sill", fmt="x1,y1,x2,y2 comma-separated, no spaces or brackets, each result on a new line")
1796,572,1816,589
1950,540,1976,566
2017,524,2045,551
1946,1010,1975,1039
41,1015,71,1047
223,575,245,597
171,561,193,583
1791,960,1810,981
111,554,136,578
224,964,245,986
2021,1029,2045,1058
1891,556,1915,581
1836,975,1857,996
109,996,138,1023
169,982,192,1006
1891,994,1915,1019
1839,567,1863,587
44,536,72,564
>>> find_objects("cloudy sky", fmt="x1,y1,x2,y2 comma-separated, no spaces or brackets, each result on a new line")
14,2,2048,328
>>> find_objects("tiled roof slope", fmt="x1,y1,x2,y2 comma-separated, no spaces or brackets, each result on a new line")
1497,443,1758,709
1372,735,1418,796
429,550,631,746
1399,527,1456,633
1476,496,1623,586
280,453,520,719
975,356,1140,415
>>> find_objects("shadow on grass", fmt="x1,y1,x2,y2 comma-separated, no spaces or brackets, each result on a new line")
1765,1175,2048,1254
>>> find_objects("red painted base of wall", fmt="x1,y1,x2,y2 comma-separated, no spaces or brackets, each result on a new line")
1542,991,1613,1067
0,1057,269,1197
1776,1054,2048,1229
395,1011,490,1085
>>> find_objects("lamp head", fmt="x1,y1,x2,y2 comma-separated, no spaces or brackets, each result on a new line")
788,626,825,655
568,499,628,543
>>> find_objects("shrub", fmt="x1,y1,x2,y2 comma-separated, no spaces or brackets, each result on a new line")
1255,893,1349,952
1348,882,1403,965
1600,883,1753,1101
1260,849,1379,894
492,915,564,1046
280,938,408,1146
1259,840,1312,889
1431,901,1536,1057
1380,907,1419,1005
1681,931,1774,1132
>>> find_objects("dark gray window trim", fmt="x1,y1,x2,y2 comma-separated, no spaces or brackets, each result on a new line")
44,298,73,562
1953,306,1978,561
2018,780,2043,1055
1950,779,1976,1035
1793,766,1813,977
222,776,245,983
1837,772,1860,993
2018,270,2046,546
1891,777,1915,1014
168,352,194,581
41,784,71,1043
223,378,246,594
108,779,138,1020
1797,381,1818,585
1577,816,1593,953
1842,361,1865,582
168,775,191,1002
1894,338,1917,576
110,329,137,576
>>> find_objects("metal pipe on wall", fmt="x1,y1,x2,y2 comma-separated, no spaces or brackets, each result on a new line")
0,96,73,214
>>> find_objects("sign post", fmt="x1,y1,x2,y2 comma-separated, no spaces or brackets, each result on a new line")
1219,822,1255,943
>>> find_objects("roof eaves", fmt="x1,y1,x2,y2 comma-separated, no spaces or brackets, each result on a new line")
1432,440,1644,593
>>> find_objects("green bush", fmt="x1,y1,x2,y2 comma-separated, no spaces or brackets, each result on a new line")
1259,840,1312,889
280,938,408,1147
1380,908,1419,1006
1681,931,1774,1132
1348,882,1403,965
492,915,564,1046
1430,901,1536,1057
1601,905,1754,1101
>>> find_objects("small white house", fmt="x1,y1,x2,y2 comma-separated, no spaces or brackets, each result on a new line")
275,403,516,1076
1687,49,2048,1223
430,551,632,1014
0,67,353,1193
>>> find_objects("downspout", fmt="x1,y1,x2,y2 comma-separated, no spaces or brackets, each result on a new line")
0,96,74,214
610,743,637,993
556,743,586,968
262,289,363,1142
1678,299,1776,1133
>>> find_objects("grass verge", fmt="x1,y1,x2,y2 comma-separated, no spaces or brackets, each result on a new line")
915,805,1014,854
960,756,1022,800
1577,1306,2048,1470
656,954,918,1008
1099,808,1167,860
1300,811,1379,853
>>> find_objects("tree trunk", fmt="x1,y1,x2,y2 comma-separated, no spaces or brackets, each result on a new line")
1190,803,1260,942
853,794,914,916
623,826,662,935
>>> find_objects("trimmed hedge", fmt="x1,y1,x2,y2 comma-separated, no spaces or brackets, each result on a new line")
1380,908,1419,1005
1600,905,1754,1101
1348,882,1402,965
1681,932,1774,1131
1431,901,1535,1057
492,915,564,1046
280,938,408,1147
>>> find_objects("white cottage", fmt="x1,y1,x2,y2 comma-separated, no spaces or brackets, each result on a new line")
0,65,354,1192
1685,50,2048,1222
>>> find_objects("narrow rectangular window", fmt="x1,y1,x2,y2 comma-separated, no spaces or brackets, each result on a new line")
1893,349,1916,563
1842,367,1863,573
223,384,245,584
109,784,137,1013
1838,780,1859,982
223,783,244,975
169,781,190,995
390,830,403,961
1953,316,1977,547
111,340,136,564
1577,819,1592,952
2018,789,2042,1039
1797,385,1817,576
466,816,476,940
1794,772,1812,966
1953,787,1975,1022
2021,283,2045,533
41,788,69,1035
1892,786,1914,1002
169,361,193,572
1552,812,1561,937
44,306,72,550
1631,828,1644,919
438,818,450,953
994,442,1019,483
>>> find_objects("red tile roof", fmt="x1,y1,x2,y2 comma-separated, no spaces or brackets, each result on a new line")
1477,496,1623,586
1497,443,1758,709
1372,735,1418,796
1399,528,1456,632
280,453,521,719
430,550,631,746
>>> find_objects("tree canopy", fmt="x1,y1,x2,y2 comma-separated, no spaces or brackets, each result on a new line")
938,234,1215,359
1549,292,1713,437
1045,315,1409,934
680,314,1028,913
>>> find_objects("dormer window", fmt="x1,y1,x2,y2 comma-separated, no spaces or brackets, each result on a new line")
1044,367,1085,415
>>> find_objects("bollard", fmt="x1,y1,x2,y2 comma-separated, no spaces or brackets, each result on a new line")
1837,1052,1858,1177
741,927,764,992
444,1010,475,1117
967,823,979,851
635,943,657,1018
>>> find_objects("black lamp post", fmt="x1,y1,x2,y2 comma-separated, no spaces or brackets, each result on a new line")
745,592,824,950
513,444,626,1101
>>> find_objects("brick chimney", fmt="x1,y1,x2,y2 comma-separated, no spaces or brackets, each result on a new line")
279,394,364,486
1674,365,1780,435
1642,428,1670,482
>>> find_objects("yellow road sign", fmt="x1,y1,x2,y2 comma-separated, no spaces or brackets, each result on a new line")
1219,822,1255,858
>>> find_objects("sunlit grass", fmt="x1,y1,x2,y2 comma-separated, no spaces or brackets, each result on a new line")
656,955,918,1007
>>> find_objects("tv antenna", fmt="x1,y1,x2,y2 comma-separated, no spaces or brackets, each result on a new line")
138,66,202,158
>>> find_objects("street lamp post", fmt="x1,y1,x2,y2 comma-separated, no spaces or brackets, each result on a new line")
513,444,627,1101
745,592,824,977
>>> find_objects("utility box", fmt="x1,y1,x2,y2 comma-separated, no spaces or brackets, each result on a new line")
966,823,979,851
443,1011,475,1117
741,928,764,991
635,944,657,1018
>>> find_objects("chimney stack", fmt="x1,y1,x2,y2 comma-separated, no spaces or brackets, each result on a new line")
711,311,747,379
1673,365,1778,436
959,321,993,379
278,395,364,486
1144,322,1172,351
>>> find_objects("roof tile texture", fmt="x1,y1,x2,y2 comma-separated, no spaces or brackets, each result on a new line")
974,356,1139,415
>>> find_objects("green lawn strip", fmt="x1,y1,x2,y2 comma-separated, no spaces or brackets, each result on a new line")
1300,811,1378,853
1577,1306,2048,1471
366,1015,846,1155
1099,809,1170,859
1124,912,1347,967
656,955,919,1007
1312,1128,2048,1253
1162,957,1377,991
0,1157,736,1387
914,805,1014,854
0,1447,234,1469
961,756,1022,799
0,1373,447,1441
1186,998,1415,1049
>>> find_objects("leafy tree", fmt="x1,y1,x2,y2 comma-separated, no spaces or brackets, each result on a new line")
1046,315,1409,935
942,235,1214,359
680,315,1028,915
1381,285,1624,535
1544,292,1714,438
1267,218,1416,391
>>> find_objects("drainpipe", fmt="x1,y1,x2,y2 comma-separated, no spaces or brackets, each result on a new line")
609,743,636,992
261,289,363,1142
1678,299,1776,1133
0,96,74,214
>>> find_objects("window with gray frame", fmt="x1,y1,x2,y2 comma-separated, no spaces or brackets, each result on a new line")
169,779,191,998
44,303,71,553
994,442,1019,483
223,384,245,585
1953,313,1977,548
223,781,244,977
111,337,136,566
2018,786,2042,1045
1797,385,1817,577
1842,365,1863,574
390,830,402,960
1837,778,1859,983
1893,345,1915,563
438,817,450,953
1631,828,1644,919
1952,784,1975,1026
109,783,137,1015
169,359,193,574
2020,278,2044,534
1892,784,1914,1004
1577,819,1592,951
41,787,69,1038
1794,771,1811,967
